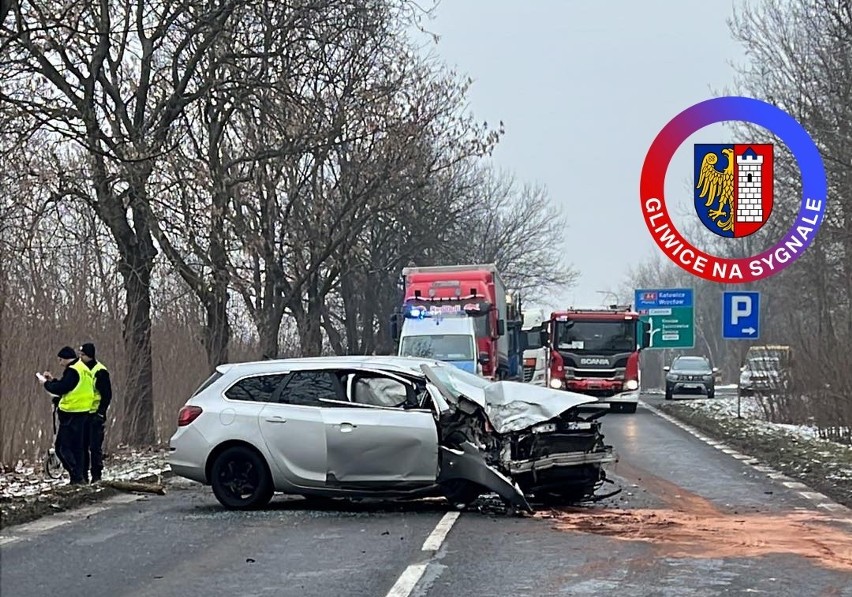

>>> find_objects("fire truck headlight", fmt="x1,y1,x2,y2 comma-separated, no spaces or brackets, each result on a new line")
549,378,563,389
625,380,639,391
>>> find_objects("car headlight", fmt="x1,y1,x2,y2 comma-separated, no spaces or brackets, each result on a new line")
703,375,713,381
549,378,563,389
666,374,678,381
624,380,638,390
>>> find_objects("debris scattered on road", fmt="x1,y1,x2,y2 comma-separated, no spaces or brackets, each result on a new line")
102,479,166,495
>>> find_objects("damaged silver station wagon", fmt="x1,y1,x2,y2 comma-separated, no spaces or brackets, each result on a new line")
168,356,616,512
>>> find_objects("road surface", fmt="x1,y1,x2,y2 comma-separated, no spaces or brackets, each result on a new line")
2,395,851,597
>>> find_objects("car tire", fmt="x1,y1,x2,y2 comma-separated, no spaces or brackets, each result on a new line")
665,390,672,400
210,445,274,510
621,402,638,414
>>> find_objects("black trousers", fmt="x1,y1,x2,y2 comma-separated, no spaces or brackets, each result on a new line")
82,414,106,481
55,411,88,484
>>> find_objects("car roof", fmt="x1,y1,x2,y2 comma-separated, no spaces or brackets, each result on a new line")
214,355,443,378
673,356,709,366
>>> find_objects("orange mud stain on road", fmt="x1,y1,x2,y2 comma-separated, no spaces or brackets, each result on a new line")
536,461,852,572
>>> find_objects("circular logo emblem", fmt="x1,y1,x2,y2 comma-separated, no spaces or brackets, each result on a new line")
640,96,827,283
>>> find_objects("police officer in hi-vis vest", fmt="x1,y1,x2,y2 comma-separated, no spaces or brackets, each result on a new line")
42,346,95,485
79,343,112,483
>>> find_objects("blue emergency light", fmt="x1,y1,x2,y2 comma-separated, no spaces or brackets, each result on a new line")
404,305,432,319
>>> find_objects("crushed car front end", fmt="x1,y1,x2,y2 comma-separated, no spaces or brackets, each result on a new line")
420,363,615,505
502,406,615,501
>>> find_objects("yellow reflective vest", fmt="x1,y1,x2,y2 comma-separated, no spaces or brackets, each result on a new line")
88,361,108,414
58,360,96,413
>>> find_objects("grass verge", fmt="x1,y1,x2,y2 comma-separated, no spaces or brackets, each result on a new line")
0,472,170,530
656,401,852,510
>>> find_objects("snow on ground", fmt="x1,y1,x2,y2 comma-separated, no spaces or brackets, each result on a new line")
0,449,170,501
664,395,852,488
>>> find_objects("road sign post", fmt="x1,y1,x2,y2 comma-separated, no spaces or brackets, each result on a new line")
722,291,760,340
633,288,695,349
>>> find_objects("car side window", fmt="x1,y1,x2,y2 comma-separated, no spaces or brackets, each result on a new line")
225,374,289,403
279,370,342,406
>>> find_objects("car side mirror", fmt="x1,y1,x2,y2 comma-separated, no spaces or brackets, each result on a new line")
663,366,670,372
519,332,529,352
389,314,399,341
538,327,549,347
496,319,505,336
712,367,719,373
478,351,490,365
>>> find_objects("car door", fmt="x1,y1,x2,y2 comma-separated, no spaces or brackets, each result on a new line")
257,370,331,488
320,369,438,486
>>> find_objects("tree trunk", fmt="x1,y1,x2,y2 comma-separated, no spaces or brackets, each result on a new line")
202,293,230,369
293,275,324,357
202,197,231,367
118,250,156,446
257,307,284,359
339,269,361,353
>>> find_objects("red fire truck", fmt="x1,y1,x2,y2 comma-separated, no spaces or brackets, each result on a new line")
536,306,651,413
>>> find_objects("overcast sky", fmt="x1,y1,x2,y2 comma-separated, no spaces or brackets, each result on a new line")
420,0,745,309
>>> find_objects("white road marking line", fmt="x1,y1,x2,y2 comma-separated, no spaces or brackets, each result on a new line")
385,511,461,597
0,493,143,546
385,563,429,597
638,399,852,519
421,511,460,552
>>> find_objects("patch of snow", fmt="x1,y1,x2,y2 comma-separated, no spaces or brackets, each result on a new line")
0,450,170,500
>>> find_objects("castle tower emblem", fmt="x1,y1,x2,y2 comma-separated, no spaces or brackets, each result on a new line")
693,143,774,238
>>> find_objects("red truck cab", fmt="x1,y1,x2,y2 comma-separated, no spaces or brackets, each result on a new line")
539,306,651,413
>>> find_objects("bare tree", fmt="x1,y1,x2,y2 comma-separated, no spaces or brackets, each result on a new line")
1,0,250,444
453,165,580,297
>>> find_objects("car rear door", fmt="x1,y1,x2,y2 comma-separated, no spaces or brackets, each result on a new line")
257,370,331,487
320,369,438,486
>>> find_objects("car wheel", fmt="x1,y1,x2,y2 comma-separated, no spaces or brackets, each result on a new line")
621,402,638,414
665,390,672,400
708,390,715,399
441,479,483,509
210,445,274,510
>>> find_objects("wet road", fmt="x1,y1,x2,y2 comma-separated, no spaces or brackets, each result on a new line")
2,397,851,596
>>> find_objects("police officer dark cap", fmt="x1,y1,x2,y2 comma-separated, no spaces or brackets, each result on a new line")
80,343,96,358
57,346,77,359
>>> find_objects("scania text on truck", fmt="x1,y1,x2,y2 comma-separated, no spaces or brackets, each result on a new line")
539,306,650,413
389,264,525,380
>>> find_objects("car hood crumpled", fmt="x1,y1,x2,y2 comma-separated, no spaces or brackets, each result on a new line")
448,380,596,435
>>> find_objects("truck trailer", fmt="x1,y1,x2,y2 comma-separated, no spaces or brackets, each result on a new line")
390,264,524,380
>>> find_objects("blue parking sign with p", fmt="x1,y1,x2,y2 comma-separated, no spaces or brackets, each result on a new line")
722,291,760,340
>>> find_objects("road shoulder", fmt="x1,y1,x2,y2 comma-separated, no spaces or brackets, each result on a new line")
651,397,852,510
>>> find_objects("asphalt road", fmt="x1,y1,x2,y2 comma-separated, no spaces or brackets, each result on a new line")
2,396,851,597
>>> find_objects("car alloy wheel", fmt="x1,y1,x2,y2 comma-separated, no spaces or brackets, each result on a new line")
211,446,274,510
